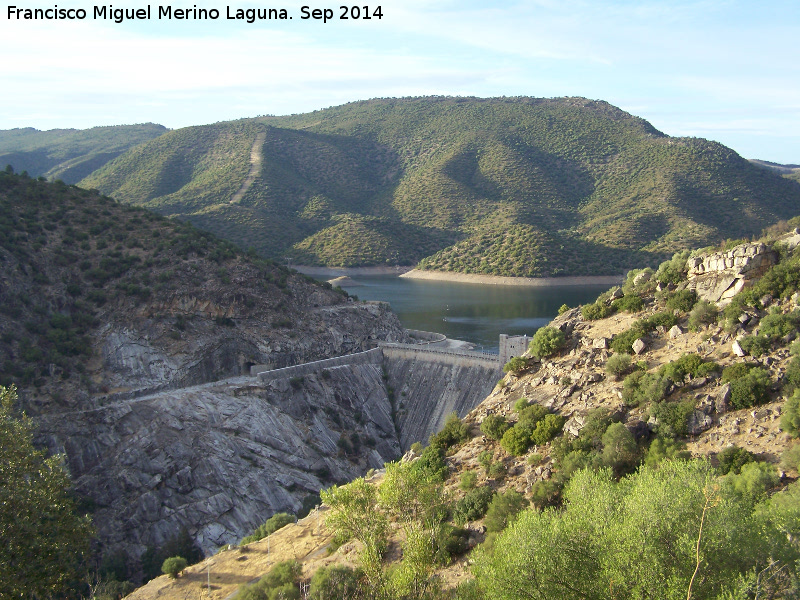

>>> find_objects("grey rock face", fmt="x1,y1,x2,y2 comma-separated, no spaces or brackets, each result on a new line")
37,365,401,560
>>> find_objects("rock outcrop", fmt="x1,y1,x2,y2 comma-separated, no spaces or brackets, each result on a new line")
37,363,400,562
685,242,777,304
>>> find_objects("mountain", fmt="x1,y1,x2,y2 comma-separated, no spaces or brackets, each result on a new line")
80,97,800,277
0,123,167,184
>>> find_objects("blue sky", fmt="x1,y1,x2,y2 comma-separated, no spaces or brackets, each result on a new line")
1,0,798,162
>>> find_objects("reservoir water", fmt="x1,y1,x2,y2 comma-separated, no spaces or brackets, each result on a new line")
333,276,612,353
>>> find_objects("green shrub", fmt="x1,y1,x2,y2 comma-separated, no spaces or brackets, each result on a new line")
487,461,506,480
477,451,493,474
480,415,510,441
724,462,779,503
309,565,362,600
605,353,632,380
782,390,800,438
664,289,697,312
622,370,670,407
558,304,570,315
500,426,530,456
611,294,644,313
529,479,562,509
503,356,528,374
161,556,187,579
687,299,718,330
738,334,772,357
529,327,566,359
453,486,494,525
729,368,771,410
237,560,302,600
644,436,690,467
610,312,678,354
780,444,800,472
413,445,449,481
649,399,696,437
529,414,565,446
716,445,757,475
241,513,295,544
759,309,800,340
600,422,639,475
658,353,719,382
517,404,549,427
655,250,690,284
459,471,478,490
581,302,613,321
622,269,655,294
513,398,530,411
484,490,528,533
429,412,469,451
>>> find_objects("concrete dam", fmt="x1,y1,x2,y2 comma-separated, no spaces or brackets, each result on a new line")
253,334,503,450
36,331,507,558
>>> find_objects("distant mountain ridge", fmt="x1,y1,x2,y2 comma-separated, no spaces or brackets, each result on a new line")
0,123,167,184
21,97,800,277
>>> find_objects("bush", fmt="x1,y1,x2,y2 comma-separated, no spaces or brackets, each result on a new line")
664,289,697,312
429,412,469,451
655,250,690,284
658,353,719,382
488,461,507,480
477,451,493,474
529,413,565,446
687,299,718,330
644,436,690,467
724,462,779,503
622,370,670,407
529,326,566,359
600,422,639,475
480,415,510,441
241,513,295,544
529,479,562,509
459,470,478,490
484,490,528,533
738,334,772,357
500,426,530,456
728,368,771,410
781,444,800,472
649,399,696,437
237,560,302,600
581,302,613,321
782,390,800,438
558,304,570,315
161,556,187,579
759,309,800,340
309,565,362,600
716,445,757,475
611,294,644,313
453,486,495,525
605,354,632,380
611,311,678,354
503,356,529,374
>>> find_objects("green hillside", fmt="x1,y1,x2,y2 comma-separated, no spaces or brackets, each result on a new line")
0,123,167,184
81,97,800,276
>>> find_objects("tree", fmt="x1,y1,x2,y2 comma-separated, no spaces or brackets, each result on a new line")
529,326,566,359
161,556,188,579
0,385,94,598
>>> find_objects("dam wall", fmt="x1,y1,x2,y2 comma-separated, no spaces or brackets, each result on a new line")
380,343,500,450
253,339,501,451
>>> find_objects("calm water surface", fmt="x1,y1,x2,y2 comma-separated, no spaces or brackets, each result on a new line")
334,276,611,353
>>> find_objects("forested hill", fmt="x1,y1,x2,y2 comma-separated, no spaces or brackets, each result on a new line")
0,123,167,184
79,97,800,277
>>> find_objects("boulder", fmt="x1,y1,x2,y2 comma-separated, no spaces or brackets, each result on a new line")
716,383,731,413
668,324,683,339
687,410,714,435
632,338,647,355
732,340,747,357
592,337,609,350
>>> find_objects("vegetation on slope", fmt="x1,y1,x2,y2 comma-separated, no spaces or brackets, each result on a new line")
81,97,800,276
0,168,352,412
0,124,167,183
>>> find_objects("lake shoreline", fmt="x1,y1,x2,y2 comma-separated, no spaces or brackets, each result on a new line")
399,269,624,287
294,265,623,287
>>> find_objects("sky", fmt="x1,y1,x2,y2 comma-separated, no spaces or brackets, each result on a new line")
1,0,798,163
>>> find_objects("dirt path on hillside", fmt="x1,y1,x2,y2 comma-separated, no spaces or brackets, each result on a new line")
230,130,267,204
